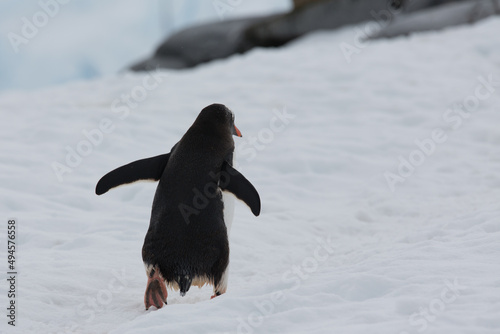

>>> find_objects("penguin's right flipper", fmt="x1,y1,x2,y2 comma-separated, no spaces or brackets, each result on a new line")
220,161,261,216
96,154,170,195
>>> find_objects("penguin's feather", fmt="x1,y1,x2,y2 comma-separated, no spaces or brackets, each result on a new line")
220,161,261,216
95,153,171,195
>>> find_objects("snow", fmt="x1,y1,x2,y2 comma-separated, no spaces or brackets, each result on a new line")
1,15,500,334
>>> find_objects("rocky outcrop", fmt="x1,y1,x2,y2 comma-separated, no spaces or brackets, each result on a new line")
368,0,500,39
130,15,275,71
293,0,324,9
130,0,484,72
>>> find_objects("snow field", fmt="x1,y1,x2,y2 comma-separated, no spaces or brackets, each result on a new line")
0,16,499,334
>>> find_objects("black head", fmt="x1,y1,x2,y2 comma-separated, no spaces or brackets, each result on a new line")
194,104,242,138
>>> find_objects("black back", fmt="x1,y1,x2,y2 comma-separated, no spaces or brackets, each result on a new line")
142,104,236,291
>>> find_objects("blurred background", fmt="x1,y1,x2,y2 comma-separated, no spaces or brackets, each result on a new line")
4,0,496,92
0,0,291,92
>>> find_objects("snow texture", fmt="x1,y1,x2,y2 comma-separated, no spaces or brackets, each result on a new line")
1,15,500,334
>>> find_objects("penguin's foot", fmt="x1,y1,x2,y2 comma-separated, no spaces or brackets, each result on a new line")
210,291,224,299
211,273,228,299
144,270,168,310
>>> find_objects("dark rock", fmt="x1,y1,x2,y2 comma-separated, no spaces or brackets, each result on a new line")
130,15,276,71
402,0,468,12
130,0,475,72
293,0,324,9
368,0,500,39
245,0,391,48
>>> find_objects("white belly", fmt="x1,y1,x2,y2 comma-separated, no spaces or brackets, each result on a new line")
222,190,235,235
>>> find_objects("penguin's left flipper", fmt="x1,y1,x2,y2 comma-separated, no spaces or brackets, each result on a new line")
95,153,170,195
220,161,261,216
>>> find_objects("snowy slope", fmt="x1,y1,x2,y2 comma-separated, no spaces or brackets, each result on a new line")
1,16,500,334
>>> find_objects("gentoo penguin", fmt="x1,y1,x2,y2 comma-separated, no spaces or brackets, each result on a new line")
95,104,260,310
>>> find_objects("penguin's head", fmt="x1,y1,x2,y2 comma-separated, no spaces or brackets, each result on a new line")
196,103,242,138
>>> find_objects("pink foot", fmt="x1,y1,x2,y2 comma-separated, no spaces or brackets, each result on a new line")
144,270,168,310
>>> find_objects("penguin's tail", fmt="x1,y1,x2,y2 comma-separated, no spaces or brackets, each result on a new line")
176,274,192,297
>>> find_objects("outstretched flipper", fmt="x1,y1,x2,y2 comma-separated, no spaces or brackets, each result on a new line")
220,161,261,216
96,154,170,195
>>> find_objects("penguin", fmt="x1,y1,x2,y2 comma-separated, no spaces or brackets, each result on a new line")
95,104,260,310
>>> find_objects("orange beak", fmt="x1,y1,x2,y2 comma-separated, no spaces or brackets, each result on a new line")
233,124,242,137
